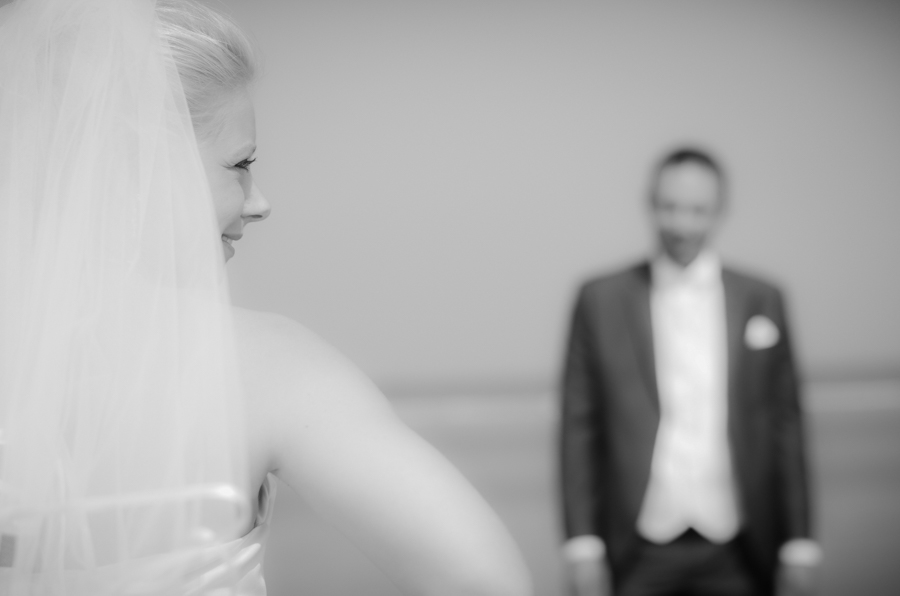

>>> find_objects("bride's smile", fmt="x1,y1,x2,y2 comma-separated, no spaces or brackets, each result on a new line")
197,88,270,261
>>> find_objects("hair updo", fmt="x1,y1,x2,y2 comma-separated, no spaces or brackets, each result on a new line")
155,0,257,139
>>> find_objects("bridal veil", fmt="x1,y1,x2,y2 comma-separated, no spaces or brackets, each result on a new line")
0,0,251,592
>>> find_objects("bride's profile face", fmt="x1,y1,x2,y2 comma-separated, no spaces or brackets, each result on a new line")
197,89,271,261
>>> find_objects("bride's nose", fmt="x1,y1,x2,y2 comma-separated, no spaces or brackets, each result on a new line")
243,183,271,222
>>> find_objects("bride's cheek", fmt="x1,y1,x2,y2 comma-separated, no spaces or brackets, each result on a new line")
225,189,245,225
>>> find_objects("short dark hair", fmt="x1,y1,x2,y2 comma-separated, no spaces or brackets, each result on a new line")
649,146,727,207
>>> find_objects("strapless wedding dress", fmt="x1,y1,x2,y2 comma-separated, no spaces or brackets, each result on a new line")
0,474,277,595
187,473,277,595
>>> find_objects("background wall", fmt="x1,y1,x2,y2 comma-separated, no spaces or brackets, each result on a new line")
224,0,900,395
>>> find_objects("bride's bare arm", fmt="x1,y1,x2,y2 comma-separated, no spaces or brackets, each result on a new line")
235,309,531,596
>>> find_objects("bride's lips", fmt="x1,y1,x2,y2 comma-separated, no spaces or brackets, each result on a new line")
221,233,242,259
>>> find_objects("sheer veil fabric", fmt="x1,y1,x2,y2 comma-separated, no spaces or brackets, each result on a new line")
0,0,251,593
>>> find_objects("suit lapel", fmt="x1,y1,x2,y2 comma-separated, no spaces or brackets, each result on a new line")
722,269,746,410
722,268,751,475
629,263,659,412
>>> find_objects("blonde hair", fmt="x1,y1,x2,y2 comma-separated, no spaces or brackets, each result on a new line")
155,0,257,138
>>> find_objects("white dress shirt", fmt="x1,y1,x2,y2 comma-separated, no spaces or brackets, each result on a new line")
636,250,741,544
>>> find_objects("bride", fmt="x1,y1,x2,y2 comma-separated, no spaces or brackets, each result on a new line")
0,0,531,594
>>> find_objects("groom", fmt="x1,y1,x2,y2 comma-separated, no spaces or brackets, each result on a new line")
559,148,820,596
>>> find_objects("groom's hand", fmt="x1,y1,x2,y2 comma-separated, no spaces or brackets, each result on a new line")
563,535,611,596
777,562,817,596
777,539,822,596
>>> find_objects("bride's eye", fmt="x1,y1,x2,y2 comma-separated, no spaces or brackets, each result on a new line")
233,157,256,171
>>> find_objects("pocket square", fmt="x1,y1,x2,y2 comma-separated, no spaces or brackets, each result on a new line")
745,315,780,350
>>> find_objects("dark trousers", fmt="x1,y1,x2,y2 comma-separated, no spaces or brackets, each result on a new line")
615,529,763,596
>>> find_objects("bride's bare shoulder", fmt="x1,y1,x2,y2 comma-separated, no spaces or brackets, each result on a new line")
232,306,324,360
232,307,396,483
231,306,388,414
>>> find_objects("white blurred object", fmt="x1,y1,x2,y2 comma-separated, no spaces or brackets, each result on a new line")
744,314,781,350
779,538,823,567
562,535,606,563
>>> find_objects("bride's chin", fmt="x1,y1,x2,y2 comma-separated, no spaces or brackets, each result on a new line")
222,237,235,261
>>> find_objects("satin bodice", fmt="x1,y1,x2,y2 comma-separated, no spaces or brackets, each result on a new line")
191,473,276,595
0,474,276,595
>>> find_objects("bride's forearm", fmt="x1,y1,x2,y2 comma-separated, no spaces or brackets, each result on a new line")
282,420,532,596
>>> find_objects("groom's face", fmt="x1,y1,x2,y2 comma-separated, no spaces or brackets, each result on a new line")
650,161,723,267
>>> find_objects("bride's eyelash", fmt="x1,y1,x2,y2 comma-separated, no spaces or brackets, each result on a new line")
234,157,256,170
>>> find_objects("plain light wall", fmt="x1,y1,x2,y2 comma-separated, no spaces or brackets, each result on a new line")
223,0,900,394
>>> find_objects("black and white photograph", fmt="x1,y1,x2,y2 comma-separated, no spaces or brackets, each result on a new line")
0,1,898,595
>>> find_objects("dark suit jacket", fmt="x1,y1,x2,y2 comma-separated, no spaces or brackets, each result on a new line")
560,261,811,590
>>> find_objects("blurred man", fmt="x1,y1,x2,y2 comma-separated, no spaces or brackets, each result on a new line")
559,148,820,596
